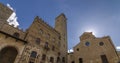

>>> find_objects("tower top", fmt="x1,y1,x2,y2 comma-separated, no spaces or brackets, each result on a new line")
55,13,67,20
34,16,40,22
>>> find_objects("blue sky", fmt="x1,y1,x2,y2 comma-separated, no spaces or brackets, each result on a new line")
1,0,120,50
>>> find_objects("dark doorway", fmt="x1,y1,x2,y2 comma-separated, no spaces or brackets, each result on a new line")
101,55,109,63
71,61,75,63
0,47,18,63
79,58,83,63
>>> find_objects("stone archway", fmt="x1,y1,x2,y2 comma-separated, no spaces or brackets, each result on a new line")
0,46,18,63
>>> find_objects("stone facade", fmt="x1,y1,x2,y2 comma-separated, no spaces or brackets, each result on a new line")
0,3,13,21
68,32,120,63
0,3,67,63
0,2,120,63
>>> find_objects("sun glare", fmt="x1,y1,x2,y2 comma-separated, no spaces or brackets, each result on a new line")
85,29,97,36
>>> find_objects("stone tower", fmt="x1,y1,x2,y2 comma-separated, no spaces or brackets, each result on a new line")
55,13,68,63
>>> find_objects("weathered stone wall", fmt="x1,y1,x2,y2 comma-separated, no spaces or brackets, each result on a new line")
73,32,119,63
0,3,13,21
0,3,68,63
0,32,26,63
0,23,26,40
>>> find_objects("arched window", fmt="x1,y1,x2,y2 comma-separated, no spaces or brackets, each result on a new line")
62,57,65,63
57,57,60,62
101,55,109,63
30,51,37,58
42,54,46,60
13,32,20,38
50,57,54,63
35,38,40,44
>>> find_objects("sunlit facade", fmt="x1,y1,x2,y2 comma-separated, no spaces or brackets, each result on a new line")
68,32,120,63
0,3,68,63
1,2,120,63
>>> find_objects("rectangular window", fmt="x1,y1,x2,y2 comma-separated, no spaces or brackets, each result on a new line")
42,54,46,60
62,57,65,63
101,55,109,63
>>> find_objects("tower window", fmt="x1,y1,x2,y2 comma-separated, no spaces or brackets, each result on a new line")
13,32,20,38
30,51,37,58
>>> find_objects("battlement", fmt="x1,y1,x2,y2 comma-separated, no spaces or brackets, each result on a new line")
55,13,67,20
33,16,60,35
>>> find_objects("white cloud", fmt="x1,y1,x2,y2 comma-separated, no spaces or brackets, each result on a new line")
116,46,120,50
7,3,14,11
68,49,74,53
7,3,19,28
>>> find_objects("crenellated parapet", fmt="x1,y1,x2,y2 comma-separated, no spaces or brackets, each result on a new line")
31,16,60,35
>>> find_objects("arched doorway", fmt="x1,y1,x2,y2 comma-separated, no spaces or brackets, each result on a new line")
0,46,18,63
